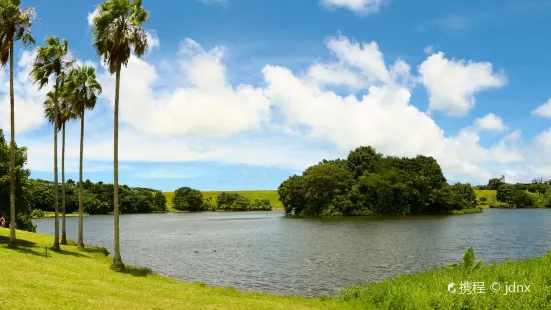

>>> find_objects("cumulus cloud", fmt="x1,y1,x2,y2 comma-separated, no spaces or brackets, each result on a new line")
261,36,519,182
97,38,271,137
532,98,551,118
0,51,48,134
8,33,544,185
320,0,387,15
419,52,507,116
475,113,506,132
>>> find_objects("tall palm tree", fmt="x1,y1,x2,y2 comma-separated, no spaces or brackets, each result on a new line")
91,0,149,271
58,83,77,245
64,65,101,250
0,0,34,247
30,36,73,252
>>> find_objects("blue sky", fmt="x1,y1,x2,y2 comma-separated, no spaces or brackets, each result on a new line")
2,0,551,191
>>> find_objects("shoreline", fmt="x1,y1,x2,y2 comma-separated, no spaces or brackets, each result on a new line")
2,228,550,309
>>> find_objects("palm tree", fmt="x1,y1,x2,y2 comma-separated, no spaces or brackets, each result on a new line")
58,83,77,245
63,65,101,250
0,0,35,247
30,36,73,252
91,0,149,271
45,86,76,246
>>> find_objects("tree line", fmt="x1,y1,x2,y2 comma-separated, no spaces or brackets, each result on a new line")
477,176,551,209
28,179,167,215
172,187,272,212
278,146,478,216
0,0,148,272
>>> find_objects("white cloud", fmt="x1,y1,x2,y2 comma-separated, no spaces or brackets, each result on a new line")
321,0,386,15
87,7,99,26
0,51,48,134
424,46,434,54
260,36,521,183
475,113,506,132
419,52,507,116
7,33,546,187
133,167,198,179
146,30,160,52
97,38,271,137
532,98,551,118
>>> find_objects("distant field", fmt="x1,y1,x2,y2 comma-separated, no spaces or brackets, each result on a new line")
163,190,282,211
474,189,497,208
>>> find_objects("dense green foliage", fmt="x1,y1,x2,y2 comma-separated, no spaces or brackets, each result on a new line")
172,187,272,212
278,146,478,216
489,177,551,209
28,179,167,215
172,187,204,212
0,129,35,232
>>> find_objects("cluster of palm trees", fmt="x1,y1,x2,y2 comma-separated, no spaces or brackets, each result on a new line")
0,0,149,272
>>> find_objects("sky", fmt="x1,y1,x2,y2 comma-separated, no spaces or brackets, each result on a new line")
1,0,551,191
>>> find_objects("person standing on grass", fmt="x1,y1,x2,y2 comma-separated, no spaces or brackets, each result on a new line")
1,215,5,228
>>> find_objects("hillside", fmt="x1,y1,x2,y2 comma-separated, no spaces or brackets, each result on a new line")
163,190,282,211
162,190,495,212
0,229,352,310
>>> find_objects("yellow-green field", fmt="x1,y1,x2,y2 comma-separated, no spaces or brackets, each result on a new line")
474,189,497,208
0,229,354,310
40,212,81,218
163,190,282,211
162,190,494,212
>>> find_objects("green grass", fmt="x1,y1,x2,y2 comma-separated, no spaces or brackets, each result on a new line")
341,252,551,309
38,212,82,219
2,229,551,309
0,228,356,310
163,190,282,212
475,190,497,208
448,206,484,215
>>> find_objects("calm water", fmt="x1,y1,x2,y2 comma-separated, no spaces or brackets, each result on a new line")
34,209,551,296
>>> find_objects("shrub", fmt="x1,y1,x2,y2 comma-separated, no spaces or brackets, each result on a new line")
172,187,204,211
30,209,45,219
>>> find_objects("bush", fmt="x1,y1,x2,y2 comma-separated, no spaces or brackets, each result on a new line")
172,187,204,211
250,199,272,211
30,209,45,219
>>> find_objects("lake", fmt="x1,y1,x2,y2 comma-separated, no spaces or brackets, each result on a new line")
33,209,551,296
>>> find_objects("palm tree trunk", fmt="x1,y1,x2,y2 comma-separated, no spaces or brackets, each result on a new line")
52,79,61,252
110,65,124,272
61,121,67,245
8,39,16,247
77,109,85,250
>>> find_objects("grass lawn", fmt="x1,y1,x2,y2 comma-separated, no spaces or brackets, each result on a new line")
342,252,551,309
163,190,283,212
475,190,497,208
39,212,82,218
0,228,356,310
2,228,551,309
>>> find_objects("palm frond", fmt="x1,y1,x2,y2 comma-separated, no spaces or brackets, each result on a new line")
91,0,149,74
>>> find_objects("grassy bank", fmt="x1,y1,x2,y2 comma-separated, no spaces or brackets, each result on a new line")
163,190,283,211
342,252,551,309
475,189,497,208
2,229,551,309
37,211,82,219
0,228,355,310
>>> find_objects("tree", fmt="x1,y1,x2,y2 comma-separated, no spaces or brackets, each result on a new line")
346,146,382,178
0,0,35,247
91,0,149,272
64,65,101,250
0,129,34,232
30,36,73,252
172,187,204,211
58,84,77,245
487,176,505,191
153,191,167,212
